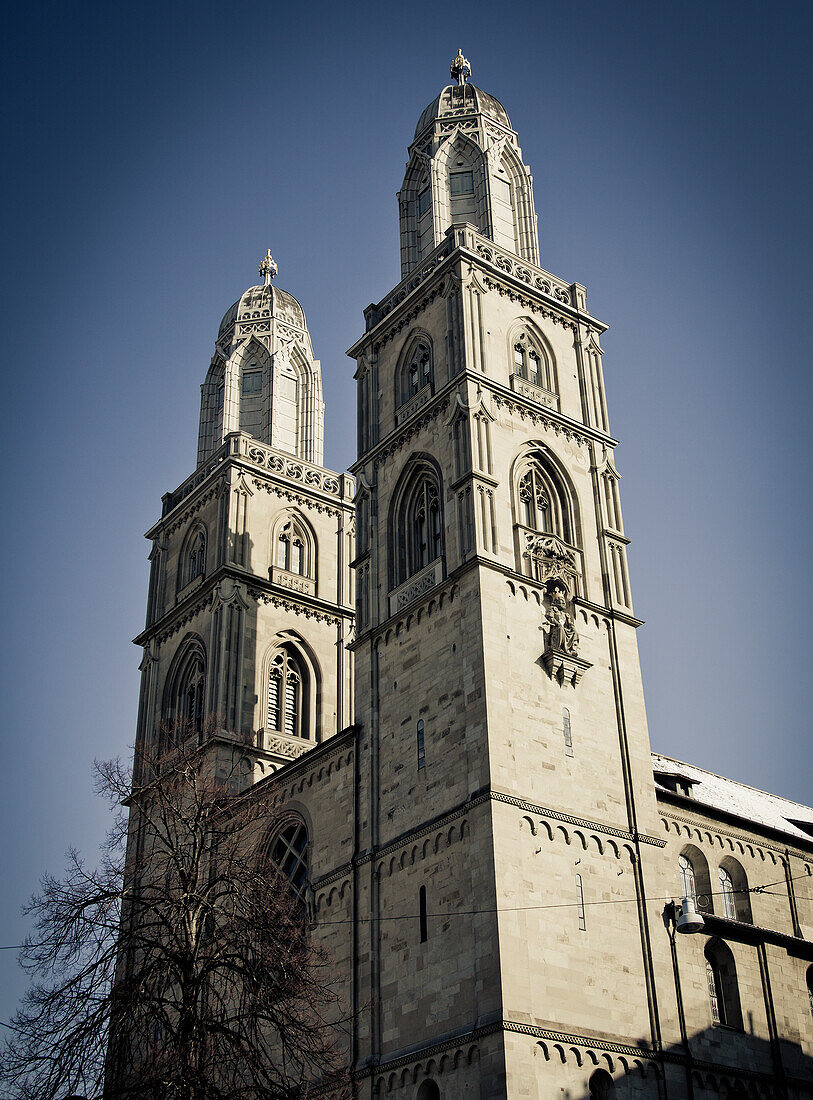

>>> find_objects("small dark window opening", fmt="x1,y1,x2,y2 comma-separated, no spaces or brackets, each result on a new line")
417,188,431,218
576,873,586,931
419,884,428,943
417,720,426,770
563,707,573,757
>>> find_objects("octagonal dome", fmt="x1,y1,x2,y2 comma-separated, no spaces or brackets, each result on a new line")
217,283,306,339
414,83,511,140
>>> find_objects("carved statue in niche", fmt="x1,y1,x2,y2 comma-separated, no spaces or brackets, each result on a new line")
544,585,579,657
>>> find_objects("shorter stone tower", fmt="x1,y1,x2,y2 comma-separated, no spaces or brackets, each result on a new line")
134,255,354,779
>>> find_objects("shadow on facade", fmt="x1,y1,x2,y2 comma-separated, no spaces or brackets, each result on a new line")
547,1025,813,1100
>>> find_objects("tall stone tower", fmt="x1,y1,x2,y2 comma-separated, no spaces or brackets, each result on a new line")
348,53,666,1093
134,253,354,782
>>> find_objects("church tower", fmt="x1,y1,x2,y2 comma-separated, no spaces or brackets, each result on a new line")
134,253,354,782
348,53,667,1094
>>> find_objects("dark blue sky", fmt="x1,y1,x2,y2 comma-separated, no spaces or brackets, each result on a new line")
1,0,811,1024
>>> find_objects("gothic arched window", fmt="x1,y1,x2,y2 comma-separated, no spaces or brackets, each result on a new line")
705,940,743,1029
512,333,554,393
178,526,206,591
267,648,309,739
162,639,207,748
179,657,205,733
269,819,310,905
518,466,551,532
398,339,432,407
515,457,572,544
392,465,445,588
272,513,315,581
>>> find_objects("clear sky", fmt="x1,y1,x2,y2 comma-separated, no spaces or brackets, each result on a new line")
1,0,811,1027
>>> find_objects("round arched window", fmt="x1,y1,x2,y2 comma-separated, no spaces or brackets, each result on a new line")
270,820,309,901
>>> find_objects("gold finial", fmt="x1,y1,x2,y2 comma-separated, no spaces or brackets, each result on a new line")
450,48,471,86
258,249,277,286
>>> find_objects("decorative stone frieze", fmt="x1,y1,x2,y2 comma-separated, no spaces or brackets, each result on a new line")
388,558,443,615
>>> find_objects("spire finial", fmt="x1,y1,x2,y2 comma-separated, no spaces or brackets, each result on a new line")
259,249,277,286
450,48,471,86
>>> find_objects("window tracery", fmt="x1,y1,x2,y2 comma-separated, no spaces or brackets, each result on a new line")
512,333,554,393
399,340,432,406
179,526,206,591
272,513,315,580
392,465,445,588
162,637,207,749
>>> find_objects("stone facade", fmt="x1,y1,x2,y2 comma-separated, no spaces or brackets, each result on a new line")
127,66,813,1099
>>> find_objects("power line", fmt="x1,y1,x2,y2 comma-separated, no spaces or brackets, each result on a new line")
0,871,807,946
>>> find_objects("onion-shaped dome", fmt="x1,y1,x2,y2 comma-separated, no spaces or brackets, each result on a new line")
217,284,306,340
413,83,512,140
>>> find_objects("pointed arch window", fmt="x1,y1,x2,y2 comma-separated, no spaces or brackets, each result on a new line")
513,336,553,393
276,525,305,576
399,340,432,406
518,466,551,532
267,648,308,739
179,527,206,591
164,643,206,746
393,467,445,587
180,659,205,733
273,515,314,580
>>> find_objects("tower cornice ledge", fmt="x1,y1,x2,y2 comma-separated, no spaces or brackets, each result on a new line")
148,432,353,539
349,373,618,477
133,563,354,646
347,224,606,359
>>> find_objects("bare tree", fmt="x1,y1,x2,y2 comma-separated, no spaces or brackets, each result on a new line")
0,728,351,1100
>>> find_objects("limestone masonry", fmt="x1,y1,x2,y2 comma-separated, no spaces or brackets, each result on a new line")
128,56,813,1098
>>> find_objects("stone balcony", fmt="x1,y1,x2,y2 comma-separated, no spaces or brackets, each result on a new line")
510,373,559,411
388,558,443,616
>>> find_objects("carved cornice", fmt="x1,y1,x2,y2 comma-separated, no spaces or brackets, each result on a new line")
359,1021,502,1078
163,481,224,537
503,1020,655,1060
658,806,812,862
151,590,215,645
492,790,665,847
246,586,346,627
491,391,592,447
373,397,451,465
312,786,664,893
251,478,342,517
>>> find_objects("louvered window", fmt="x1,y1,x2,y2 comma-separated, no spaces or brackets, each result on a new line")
267,649,307,739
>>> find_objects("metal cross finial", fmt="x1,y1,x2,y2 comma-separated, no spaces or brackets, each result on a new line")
450,48,471,86
259,249,277,286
